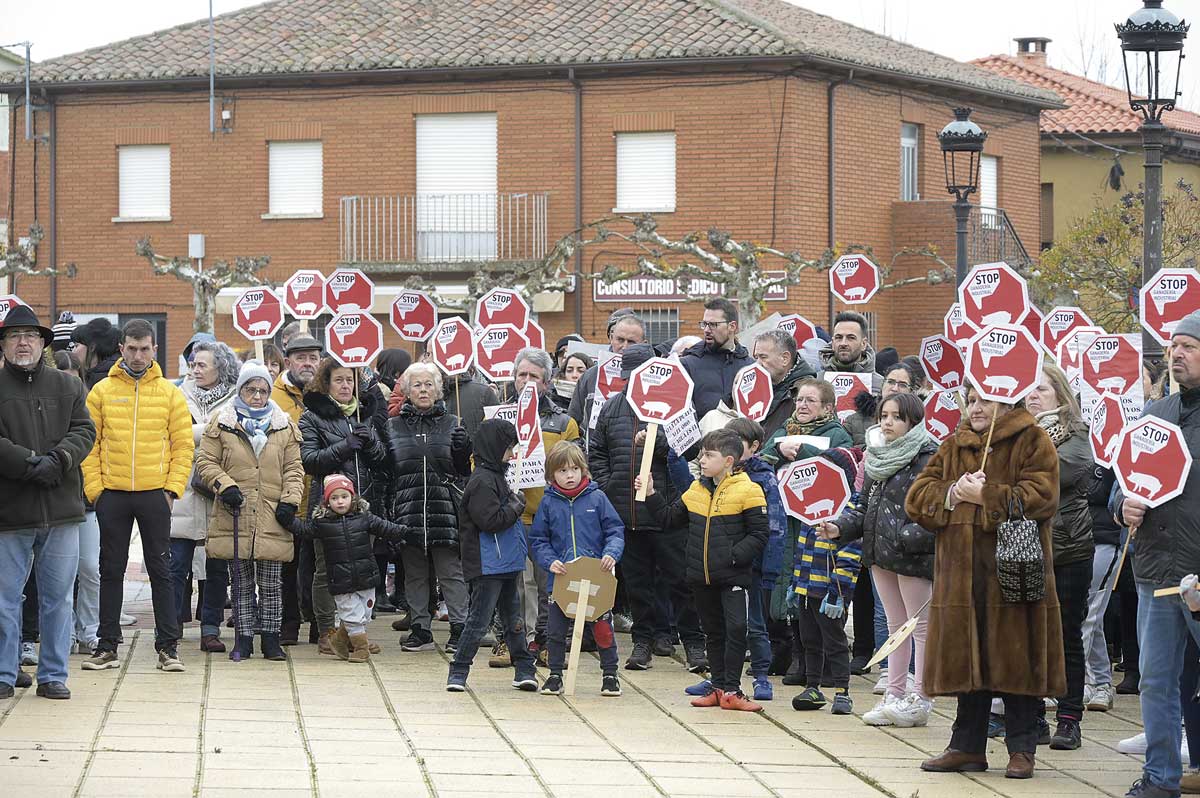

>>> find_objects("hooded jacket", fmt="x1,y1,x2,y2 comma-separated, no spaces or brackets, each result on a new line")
818,344,884,393
171,378,236,542
530,481,625,593
680,339,754,421
589,390,677,531
289,497,407,594
458,420,528,581
385,399,472,550
298,389,390,515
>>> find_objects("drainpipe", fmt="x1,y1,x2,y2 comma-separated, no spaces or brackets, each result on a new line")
570,67,584,334
826,71,853,330
48,96,57,320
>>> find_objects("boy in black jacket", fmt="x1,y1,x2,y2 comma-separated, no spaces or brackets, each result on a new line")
290,475,409,663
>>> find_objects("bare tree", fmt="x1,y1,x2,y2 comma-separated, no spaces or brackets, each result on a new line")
135,238,270,334
0,223,78,280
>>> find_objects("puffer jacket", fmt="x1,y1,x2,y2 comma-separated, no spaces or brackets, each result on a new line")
521,394,581,525
1089,465,1122,548
290,497,407,594
679,340,754,420
458,419,528,581
740,455,789,589
647,470,769,588
834,440,938,580
760,415,853,467
530,480,625,593
170,380,236,541
1049,424,1095,567
385,399,472,550
589,390,677,531
195,402,305,562
298,389,390,515
442,370,499,437
82,360,195,502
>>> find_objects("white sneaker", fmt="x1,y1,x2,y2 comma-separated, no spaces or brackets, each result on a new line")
885,694,933,728
873,669,889,695
119,613,137,626
863,694,900,726
1086,683,1114,712
1083,683,1094,706
1043,696,1058,709
19,642,37,666
1118,732,1147,755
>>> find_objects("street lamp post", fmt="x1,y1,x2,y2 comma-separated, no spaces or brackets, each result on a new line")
938,108,988,287
1116,0,1189,361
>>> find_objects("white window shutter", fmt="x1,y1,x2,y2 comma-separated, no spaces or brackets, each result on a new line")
0,95,9,152
269,140,323,215
980,155,998,209
118,145,171,218
615,132,676,212
900,123,919,201
415,113,498,260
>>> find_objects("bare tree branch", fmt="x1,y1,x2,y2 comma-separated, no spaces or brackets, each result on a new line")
0,223,78,279
136,238,271,334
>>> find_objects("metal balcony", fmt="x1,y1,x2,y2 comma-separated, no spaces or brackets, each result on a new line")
969,206,1033,269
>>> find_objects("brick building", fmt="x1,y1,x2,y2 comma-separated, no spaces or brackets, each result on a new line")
0,47,25,246
1,0,1058,373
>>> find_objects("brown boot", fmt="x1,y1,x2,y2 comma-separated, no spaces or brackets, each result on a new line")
330,627,351,661
317,629,336,656
1005,751,1034,779
348,633,371,664
368,641,381,655
921,749,988,773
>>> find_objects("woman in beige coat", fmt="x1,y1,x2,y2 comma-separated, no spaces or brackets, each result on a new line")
196,362,304,662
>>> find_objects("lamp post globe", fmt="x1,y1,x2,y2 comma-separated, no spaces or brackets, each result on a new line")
938,108,988,287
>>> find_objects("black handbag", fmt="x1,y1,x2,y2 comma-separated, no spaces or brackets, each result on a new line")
995,495,1045,603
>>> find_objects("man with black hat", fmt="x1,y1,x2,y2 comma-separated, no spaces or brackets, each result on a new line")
567,309,647,441
0,306,96,699
589,342,707,672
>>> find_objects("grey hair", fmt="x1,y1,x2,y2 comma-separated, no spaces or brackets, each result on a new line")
671,335,702,356
755,329,798,359
514,347,553,384
191,341,241,388
399,362,444,399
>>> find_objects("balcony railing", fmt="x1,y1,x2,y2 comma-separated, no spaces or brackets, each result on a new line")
969,206,1033,270
339,192,549,265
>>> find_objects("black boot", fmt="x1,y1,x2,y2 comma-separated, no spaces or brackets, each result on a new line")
260,633,287,661
768,637,792,676
781,623,806,686
375,586,397,613
280,621,300,647
1116,669,1141,694
230,634,254,661
308,621,319,644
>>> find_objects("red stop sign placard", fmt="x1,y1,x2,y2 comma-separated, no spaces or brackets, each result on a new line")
390,291,437,342
919,334,965,391
1090,392,1130,467
829,255,879,305
1020,305,1044,348
924,390,963,442
594,350,626,402
1113,416,1193,508
959,262,1030,329
0,295,25,324
324,268,375,314
1141,268,1200,346
625,357,694,424
1056,326,1105,393
283,270,327,319
430,318,476,377
233,287,285,341
1042,306,1094,356
733,363,773,421
944,303,981,344
324,312,383,368
777,314,819,349
828,372,871,423
475,288,530,330
779,456,851,525
522,319,545,352
965,324,1042,403
475,324,530,383
1082,334,1141,397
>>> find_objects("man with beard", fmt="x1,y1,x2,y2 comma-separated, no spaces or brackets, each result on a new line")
680,298,753,421
818,311,883,393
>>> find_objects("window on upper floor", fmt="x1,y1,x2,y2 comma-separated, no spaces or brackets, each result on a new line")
980,155,999,228
415,112,498,261
615,132,676,213
268,140,323,216
900,123,920,201
0,94,9,152
117,144,171,220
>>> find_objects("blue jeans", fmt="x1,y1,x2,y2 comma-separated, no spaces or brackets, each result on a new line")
449,575,535,682
74,512,100,646
0,526,80,686
168,539,228,638
746,571,771,679
1136,579,1200,791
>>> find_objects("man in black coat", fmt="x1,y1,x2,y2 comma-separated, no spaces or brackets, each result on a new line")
680,298,753,421
567,310,647,442
0,306,97,700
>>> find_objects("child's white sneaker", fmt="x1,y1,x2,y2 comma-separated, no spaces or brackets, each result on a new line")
885,694,933,728
873,669,889,695
863,694,900,726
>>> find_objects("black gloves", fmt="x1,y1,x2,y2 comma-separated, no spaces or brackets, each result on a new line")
24,452,63,488
450,426,469,452
350,421,373,443
275,502,298,528
219,485,244,509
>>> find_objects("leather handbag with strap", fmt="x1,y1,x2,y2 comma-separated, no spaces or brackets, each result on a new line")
995,495,1046,603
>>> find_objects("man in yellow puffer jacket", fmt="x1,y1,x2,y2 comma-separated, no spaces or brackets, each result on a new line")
81,320,195,674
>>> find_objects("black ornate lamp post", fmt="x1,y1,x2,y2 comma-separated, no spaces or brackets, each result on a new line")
938,108,988,287
1116,0,1189,360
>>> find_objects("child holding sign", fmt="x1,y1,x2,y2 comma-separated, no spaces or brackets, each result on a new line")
530,442,626,696
637,429,770,712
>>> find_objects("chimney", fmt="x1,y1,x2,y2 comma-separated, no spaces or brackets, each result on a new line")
1015,37,1051,65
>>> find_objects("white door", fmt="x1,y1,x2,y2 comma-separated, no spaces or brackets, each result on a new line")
416,113,497,261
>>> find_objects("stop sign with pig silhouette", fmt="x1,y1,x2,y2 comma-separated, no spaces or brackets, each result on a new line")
829,255,879,305
1080,333,1142,422
944,303,980,344
283,270,327,320
1042,306,1094,357
325,312,383,368
389,291,437,342
625,358,694,425
1141,268,1200,346
475,288,530,330
779,456,851,525
1113,416,1193,508
324,268,374,314
233,287,285,341
919,334,965,391
475,324,529,383
924,390,963,443
828,373,871,423
732,363,773,422
965,324,1041,403
958,262,1030,330
430,318,475,377
1090,392,1130,468
777,314,820,350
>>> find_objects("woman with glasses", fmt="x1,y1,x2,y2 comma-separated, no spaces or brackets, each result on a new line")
195,362,305,661
761,378,853,466
843,362,922,449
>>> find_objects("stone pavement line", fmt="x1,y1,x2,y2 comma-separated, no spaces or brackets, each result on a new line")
0,675,30,730
71,630,140,798
192,647,213,796
366,653,438,797
285,646,321,796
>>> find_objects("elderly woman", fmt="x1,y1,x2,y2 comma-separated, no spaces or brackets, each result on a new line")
386,362,473,653
195,362,304,661
907,383,1065,780
761,377,853,465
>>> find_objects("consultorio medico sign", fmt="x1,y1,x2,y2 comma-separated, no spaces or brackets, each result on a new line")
593,273,788,303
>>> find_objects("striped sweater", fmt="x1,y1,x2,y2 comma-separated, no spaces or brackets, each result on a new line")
789,512,863,603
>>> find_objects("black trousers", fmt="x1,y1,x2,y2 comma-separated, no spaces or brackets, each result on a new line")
795,595,851,690
851,568,876,660
96,489,181,651
953,692,1041,754
1051,558,1092,722
693,584,749,693
298,537,316,623
622,528,704,646
280,541,301,636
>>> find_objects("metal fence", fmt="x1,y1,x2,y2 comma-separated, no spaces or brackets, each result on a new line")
339,192,549,264
969,205,1033,270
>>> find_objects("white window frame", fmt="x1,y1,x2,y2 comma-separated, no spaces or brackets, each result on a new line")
114,144,171,222
265,140,324,218
0,94,9,152
979,155,999,228
415,112,499,262
614,131,676,213
900,123,920,201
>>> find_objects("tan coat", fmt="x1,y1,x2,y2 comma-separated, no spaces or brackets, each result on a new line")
195,402,305,562
906,407,1067,698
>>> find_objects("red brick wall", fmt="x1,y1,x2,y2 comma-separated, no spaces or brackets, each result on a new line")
6,71,1042,374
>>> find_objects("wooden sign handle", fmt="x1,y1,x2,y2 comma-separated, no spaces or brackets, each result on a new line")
254,340,264,362
1111,525,1137,593
299,319,309,336
563,578,591,697
635,424,658,502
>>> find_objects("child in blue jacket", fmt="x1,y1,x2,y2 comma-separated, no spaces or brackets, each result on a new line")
530,441,625,697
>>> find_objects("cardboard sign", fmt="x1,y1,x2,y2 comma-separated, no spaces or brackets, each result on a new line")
324,268,375,314
283,270,327,319
625,357,695,425
777,314,820,350
924,390,963,443
1020,305,1044,348
1080,333,1143,425
1042,306,1094,357
829,254,880,305
325,312,383,368
827,372,871,423
551,556,618,621
1113,416,1193,508
778,456,852,525
663,406,702,454
1090,392,1131,468
475,288,530,330
958,262,1030,329
232,287,284,341
1141,268,1200,346
389,291,437,342
1056,326,1106,395
430,318,476,377
964,324,1042,403
944,302,981,344
919,334,965,391
733,363,774,422
475,324,530,383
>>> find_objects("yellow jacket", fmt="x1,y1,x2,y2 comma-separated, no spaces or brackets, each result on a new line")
271,371,306,425
82,360,195,502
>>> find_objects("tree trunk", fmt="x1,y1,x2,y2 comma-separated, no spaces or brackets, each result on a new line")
194,284,216,334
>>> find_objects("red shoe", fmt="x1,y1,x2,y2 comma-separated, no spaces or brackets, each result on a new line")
720,690,763,712
690,688,724,707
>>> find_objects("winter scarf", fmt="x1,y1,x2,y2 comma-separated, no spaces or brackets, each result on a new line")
193,382,234,417
335,397,359,418
865,423,932,481
119,361,148,381
234,396,273,457
785,410,835,437
555,476,591,500
1036,407,1074,448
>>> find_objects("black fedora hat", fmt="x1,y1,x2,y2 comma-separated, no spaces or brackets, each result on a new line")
1,305,54,347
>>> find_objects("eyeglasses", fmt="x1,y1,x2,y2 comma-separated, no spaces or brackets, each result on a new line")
795,397,824,406
3,331,42,343
697,321,730,331
240,387,270,398
884,379,911,390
